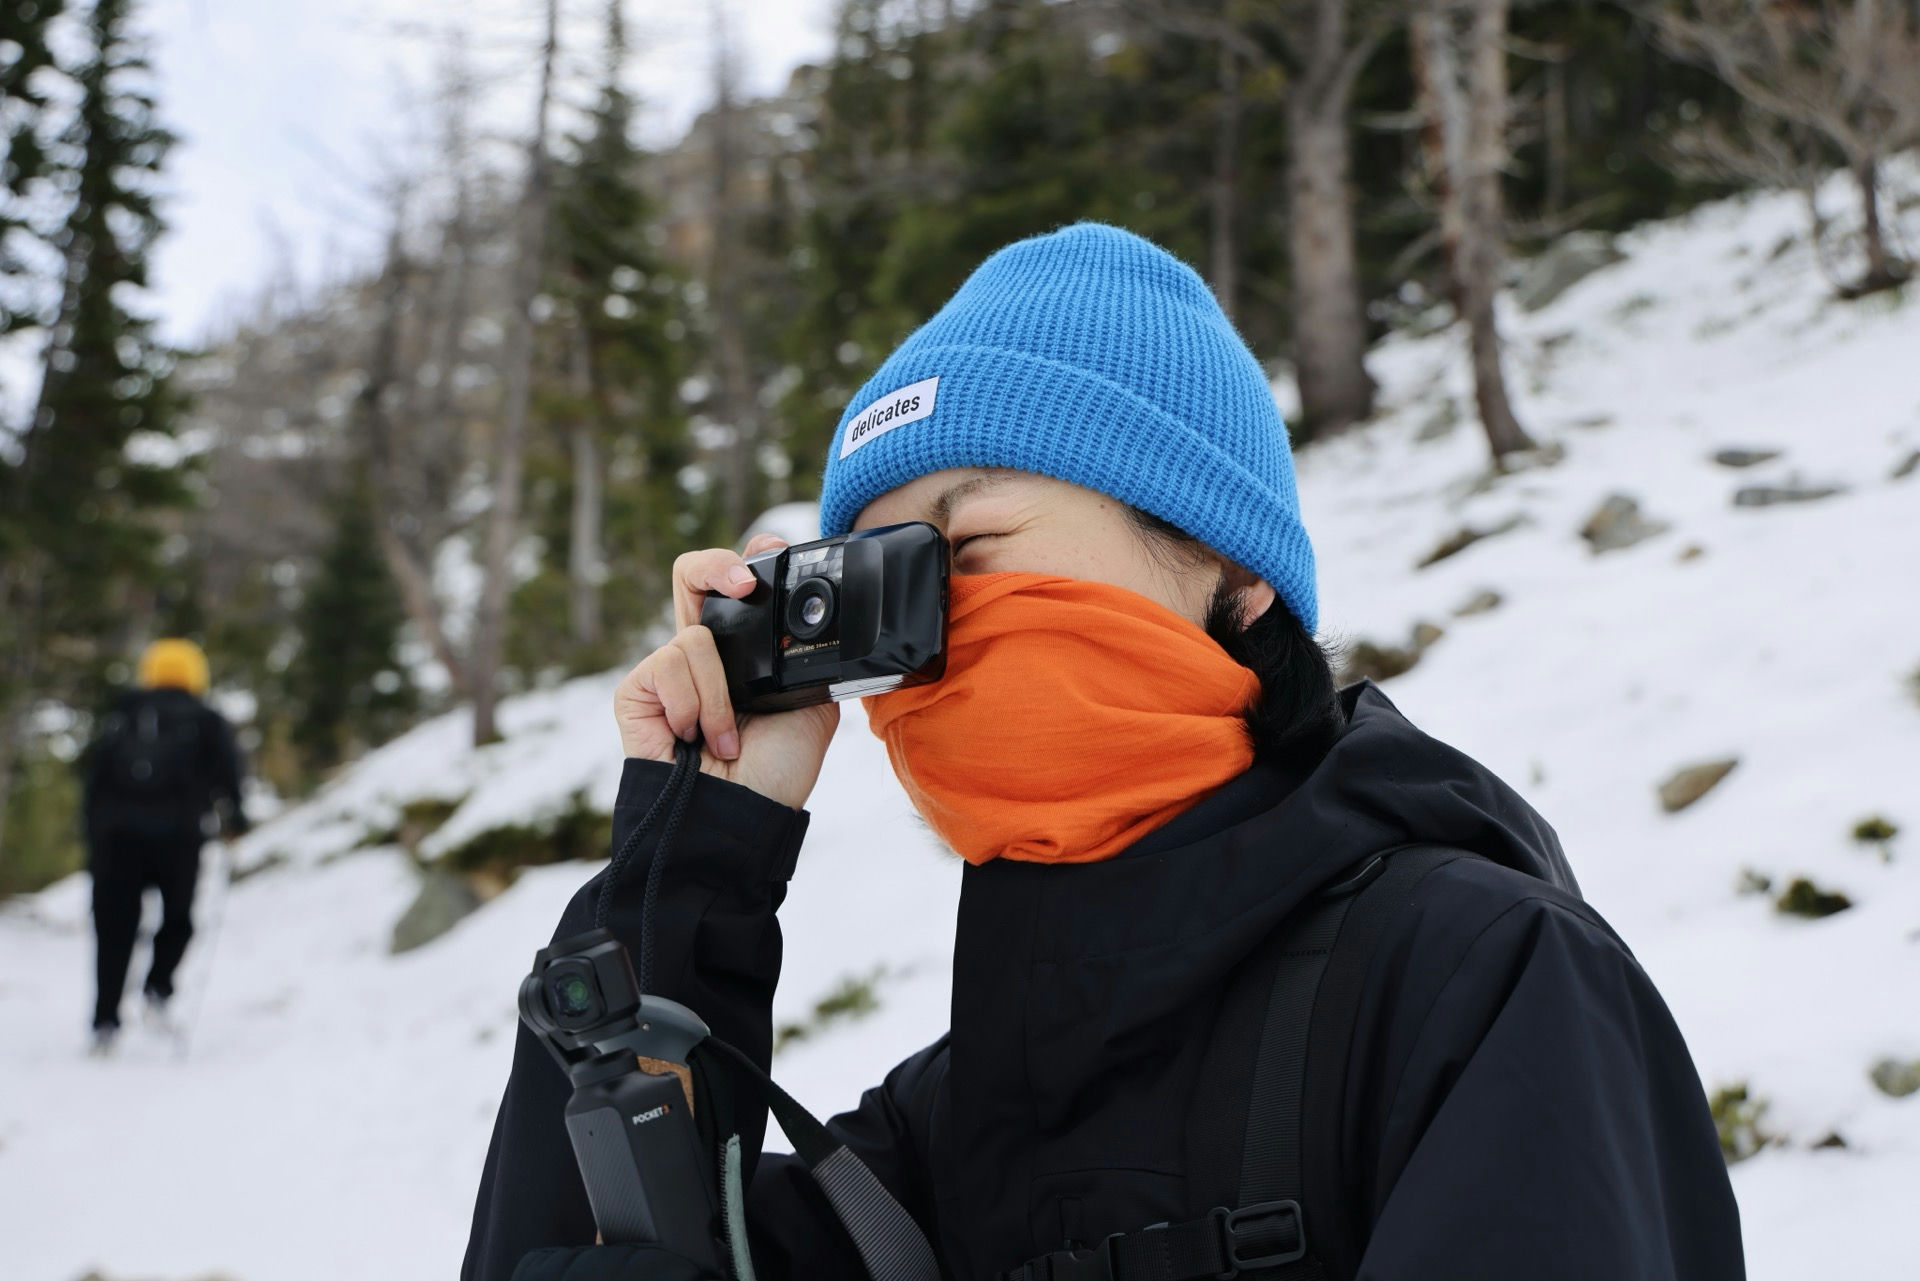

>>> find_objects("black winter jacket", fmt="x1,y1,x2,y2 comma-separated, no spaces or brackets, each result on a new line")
465,683,1744,1281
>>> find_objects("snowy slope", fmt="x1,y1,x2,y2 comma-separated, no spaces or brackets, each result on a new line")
3,176,1917,1280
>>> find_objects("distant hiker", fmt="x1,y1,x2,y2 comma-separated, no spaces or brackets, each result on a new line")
467,227,1745,1280
82,638,249,1055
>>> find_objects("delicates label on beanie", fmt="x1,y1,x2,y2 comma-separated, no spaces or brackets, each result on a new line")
841,376,940,459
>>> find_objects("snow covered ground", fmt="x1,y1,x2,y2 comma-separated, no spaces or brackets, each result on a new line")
3,177,1917,1279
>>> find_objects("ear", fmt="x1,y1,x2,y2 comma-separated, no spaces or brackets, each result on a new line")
1235,579,1278,629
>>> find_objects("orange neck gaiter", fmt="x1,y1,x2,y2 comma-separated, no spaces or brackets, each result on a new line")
864,573,1260,865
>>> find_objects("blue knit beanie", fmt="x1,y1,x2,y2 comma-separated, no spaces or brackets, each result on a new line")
818,223,1318,633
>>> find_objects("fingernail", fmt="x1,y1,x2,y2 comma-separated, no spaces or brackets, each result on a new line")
727,566,756,588
716,729,740,759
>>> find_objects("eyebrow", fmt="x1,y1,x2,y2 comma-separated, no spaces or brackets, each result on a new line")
928,473,1013,526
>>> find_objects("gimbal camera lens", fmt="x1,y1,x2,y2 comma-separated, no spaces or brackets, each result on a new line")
544,958,605,1028
785,576,837,642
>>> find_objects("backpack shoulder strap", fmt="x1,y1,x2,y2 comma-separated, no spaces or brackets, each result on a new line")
1245,844,1474,1280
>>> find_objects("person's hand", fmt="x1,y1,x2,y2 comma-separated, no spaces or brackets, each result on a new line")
613,533,839,810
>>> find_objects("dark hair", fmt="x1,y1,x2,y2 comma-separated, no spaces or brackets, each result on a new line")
1126,508,1345,772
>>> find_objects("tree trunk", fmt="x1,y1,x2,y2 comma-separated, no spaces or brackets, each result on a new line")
1544,59,1568,218
1285,0,1376,439
709,9,758,540
1854,154,1895,288
470,0,559,745
1413,0,1535,462
361,219,469,691
1210,15,1240,321
568,332,604,652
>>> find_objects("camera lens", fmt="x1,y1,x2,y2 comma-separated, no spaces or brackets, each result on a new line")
555,975,594,1016
786,576,837,642
546,960,603,1024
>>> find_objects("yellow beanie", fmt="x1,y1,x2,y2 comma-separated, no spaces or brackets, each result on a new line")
137,639,210,695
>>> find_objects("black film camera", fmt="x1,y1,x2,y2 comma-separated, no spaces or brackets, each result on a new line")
519,929,727,1270
701,521,949,714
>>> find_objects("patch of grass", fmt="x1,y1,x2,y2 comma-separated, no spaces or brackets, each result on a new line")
1708,1082,1776,1164
228,850,290,884
437,789,612,882
1774,877,1853,919
774,967,888,1055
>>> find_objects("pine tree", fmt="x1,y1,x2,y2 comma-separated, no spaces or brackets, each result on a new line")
286,475,414,773
1,0,183,857
515,0,694,674
1,0,70,340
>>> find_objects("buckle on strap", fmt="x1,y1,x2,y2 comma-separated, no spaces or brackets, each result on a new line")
1215,1200,1307,1271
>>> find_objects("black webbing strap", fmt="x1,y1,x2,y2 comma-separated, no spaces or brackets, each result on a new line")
1279,847,1469,1280
704,1037,942,1281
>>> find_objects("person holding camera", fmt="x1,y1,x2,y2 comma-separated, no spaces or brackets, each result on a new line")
466,225,1742,1281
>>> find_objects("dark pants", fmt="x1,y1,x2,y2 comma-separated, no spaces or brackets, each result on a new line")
89,827,203,1030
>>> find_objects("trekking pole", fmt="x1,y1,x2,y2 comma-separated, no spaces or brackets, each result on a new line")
171,837,234,1062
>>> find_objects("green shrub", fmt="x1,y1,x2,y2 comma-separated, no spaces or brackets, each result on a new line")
1708,1082,1775,1164
1773,877,1852,918
0,750,86,897
774,968,888,1055
1851,815,1899,862
438,789,611,882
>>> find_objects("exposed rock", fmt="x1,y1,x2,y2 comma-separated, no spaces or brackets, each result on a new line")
1810,1131,1849,1150
1733,481,1845,508
390,868,482,955
1338,620,1447,685
1568,414,1615,431
1581,493,1670,554
1712,447,1782,469
1415,515,1524,569
1892,449,1919,481
1734,867,1773,897
1338,640,1422,685
1869,1057,1920,1099
1774,877,1853,919
1514,232,1626,311
1453,589,1503,617
1658,758,1738,812
1677,543,1707,563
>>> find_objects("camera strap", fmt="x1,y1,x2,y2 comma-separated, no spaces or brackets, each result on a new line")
703,1036,943,1281
591,737,940,1281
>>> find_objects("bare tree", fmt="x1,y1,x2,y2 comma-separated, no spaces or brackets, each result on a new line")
1285,0,1385,437
707,2,759,540
567,327,604,649
1648,0,1920,296
470,0,560,745
1411,0,1536,462
361,202,472,690
1119,0,1386,437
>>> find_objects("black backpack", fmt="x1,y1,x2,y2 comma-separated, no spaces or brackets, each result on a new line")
100,696,204,806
